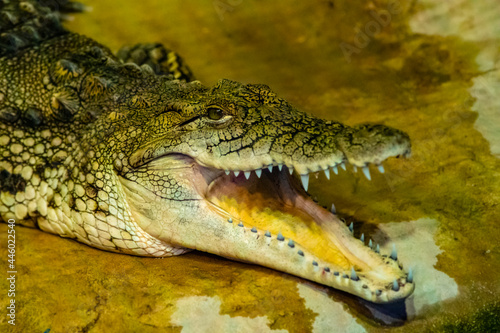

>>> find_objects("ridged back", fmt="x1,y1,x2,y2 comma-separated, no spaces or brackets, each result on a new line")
0,0,85,57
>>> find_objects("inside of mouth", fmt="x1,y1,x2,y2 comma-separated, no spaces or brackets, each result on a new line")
205,167,357,271
131,154,409,292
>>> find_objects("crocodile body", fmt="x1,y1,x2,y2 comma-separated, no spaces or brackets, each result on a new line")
0,1,414,303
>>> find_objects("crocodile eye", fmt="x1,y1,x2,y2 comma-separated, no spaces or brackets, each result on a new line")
207,107,224,120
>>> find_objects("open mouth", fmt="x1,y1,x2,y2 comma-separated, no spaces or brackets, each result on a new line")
125,151,414,303
120,117,415,303
206,164,363,271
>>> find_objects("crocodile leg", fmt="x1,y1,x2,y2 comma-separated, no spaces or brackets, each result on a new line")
117,43,195,81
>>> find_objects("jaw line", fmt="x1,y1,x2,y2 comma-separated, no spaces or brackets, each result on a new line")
122,153,415,303
203,163,385,278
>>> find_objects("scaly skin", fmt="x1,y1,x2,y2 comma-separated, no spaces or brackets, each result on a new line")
0,1,414,303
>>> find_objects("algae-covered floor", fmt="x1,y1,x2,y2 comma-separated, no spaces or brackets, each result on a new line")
1,0,500,332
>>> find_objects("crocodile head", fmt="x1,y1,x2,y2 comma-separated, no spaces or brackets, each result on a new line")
100,77,414,303
0,2,413,306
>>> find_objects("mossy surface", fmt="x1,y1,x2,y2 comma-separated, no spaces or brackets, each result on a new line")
1,0,499,332
436,303,500,333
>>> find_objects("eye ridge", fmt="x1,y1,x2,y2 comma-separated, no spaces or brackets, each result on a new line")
206,107,225,121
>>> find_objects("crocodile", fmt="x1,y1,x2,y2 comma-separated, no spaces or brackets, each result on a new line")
0,0,414,303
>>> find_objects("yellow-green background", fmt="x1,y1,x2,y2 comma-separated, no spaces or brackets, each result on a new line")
1,0,499,332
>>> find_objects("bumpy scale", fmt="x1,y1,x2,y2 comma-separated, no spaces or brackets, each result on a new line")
0,0,414,303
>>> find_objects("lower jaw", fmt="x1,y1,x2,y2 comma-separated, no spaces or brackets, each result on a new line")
124,154,414,303
203,167,414,303
199,197,414,303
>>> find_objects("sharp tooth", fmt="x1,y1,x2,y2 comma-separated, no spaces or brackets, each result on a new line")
408,267,413,283
244,171,251,179
312,261,318,266
377,164,385,173
227,218,233,223
289,166,293,175
362,166,371,180
375,244,380,253
392,279,400,291
238,222,244,227
278,163,283,171
265,231,271,237
288,239,295,248
255,169,262,178
353,166,358,173
350,267,359,281
368,239,373,248
251,227,257,233
225,170,230,175
324,267,330,272
332,165,338,175
300,174,309,191
340,162,346,171
330,203,336,214
298,250,304,256
277,232,284,241
234,170,240,177
360,233,365,242
349,222,353,233
390,244,398,261
267,164,273,172
324,168,330,180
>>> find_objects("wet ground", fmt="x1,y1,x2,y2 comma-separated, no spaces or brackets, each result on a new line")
1,0,499,332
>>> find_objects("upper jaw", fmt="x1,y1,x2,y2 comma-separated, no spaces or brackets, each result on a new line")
191,122,412,188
